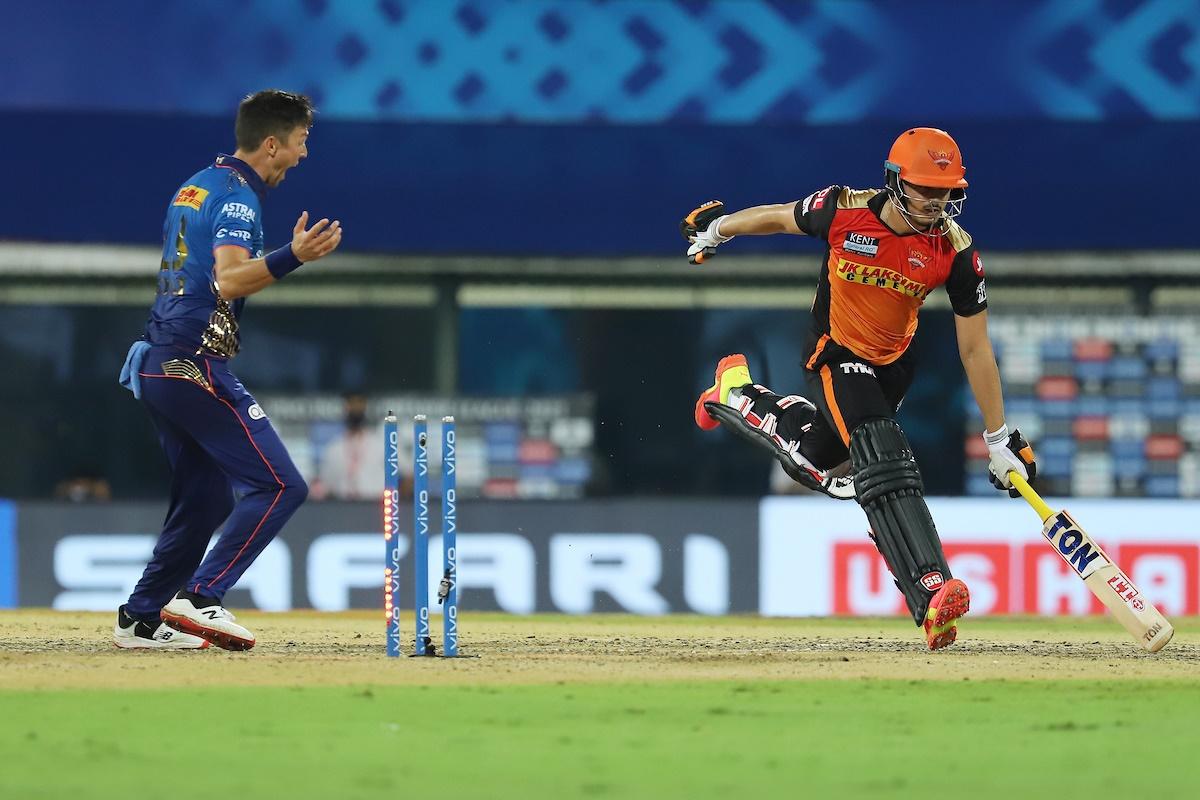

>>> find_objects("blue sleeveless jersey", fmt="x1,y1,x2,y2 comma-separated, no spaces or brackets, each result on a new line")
144,154,267,353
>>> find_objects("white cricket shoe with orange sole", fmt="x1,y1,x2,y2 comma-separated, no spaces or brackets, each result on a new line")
161,593,256,651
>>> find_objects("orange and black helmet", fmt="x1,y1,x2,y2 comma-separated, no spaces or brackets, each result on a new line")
884,127,968,189
884,127,967,229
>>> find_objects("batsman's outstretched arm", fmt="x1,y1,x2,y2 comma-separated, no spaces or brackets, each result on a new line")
680,200,804,264
714,203,805,236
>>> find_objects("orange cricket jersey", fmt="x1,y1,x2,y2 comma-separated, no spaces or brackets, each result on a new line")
795,186,986,366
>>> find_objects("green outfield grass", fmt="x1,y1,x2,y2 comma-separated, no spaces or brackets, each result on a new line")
4,680,1199,799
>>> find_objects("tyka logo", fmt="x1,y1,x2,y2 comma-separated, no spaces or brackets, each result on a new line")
1043,513,1107,577
840,362,876,376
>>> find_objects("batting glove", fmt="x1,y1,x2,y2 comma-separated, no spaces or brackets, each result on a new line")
985,425,1036,498
680,200,733,264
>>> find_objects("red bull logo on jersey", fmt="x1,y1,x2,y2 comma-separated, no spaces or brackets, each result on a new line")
836,259,929,300
172,185,209,210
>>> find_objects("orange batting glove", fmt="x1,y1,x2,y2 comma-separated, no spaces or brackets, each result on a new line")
680,200,733,264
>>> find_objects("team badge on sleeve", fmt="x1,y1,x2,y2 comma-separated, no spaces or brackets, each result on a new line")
802,186,833,214
973,251,985,276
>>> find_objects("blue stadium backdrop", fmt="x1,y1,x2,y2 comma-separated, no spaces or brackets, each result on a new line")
2,0,1196,252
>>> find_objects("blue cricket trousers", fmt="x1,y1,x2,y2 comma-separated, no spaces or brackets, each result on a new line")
125,345,307,619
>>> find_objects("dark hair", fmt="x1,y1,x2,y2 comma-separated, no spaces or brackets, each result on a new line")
235,90,315,151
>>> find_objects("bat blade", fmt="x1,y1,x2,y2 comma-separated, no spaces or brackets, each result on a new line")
1010,472,1174,653
1043,510,1174,653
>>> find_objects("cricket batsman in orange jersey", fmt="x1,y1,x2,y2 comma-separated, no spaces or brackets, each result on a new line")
682,128,1037,649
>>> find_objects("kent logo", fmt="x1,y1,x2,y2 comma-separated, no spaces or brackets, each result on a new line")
1043,513,1107,577
843,232,879,257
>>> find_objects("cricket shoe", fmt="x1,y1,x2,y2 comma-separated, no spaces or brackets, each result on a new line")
161,592,256,651
113,605,210,650
703,396,856,500
924,578,970,651
695,354,753,431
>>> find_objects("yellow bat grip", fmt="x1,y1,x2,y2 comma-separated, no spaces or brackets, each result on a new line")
1007,471,1053,523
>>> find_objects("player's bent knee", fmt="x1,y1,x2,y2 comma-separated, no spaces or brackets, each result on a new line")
280,476,308,510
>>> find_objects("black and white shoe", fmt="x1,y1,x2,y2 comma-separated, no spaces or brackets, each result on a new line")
161,591,256,651
113,605,210,650
704,398,856,500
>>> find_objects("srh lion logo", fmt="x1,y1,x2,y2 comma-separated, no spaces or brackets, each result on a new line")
907,249,931,269
927,149,954,170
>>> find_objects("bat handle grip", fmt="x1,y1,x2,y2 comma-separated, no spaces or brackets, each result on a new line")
1008,471,1054,522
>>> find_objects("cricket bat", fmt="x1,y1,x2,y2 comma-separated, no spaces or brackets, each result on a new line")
1008,472,1174,653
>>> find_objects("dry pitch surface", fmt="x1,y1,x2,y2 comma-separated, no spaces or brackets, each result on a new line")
2,610,1198,687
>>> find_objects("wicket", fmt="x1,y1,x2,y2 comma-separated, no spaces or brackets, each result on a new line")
383,413,459,658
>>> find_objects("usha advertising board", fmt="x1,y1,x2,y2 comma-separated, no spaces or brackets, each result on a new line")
761,497,1200,618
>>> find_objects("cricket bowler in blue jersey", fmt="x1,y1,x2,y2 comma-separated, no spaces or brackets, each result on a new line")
113,90,342,650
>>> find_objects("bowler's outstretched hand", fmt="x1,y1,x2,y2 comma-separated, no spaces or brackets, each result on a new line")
292,211,342,262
